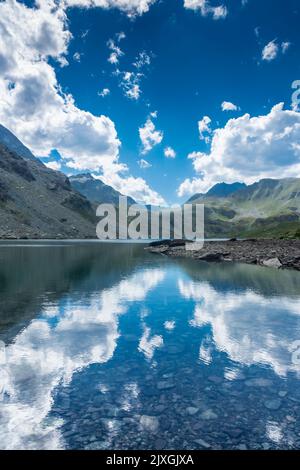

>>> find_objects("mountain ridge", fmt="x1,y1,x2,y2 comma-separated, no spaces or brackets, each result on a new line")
187,182,247,202
188,179,300,238
0,124,37,162
69,173,136,206
0,123,299,239
0,128,97,239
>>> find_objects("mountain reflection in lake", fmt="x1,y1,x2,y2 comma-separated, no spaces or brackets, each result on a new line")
1,241,300,450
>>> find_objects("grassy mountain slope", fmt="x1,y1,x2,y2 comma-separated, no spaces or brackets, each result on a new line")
190,179,300,238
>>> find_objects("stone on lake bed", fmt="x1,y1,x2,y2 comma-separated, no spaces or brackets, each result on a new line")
84,441,108,450
100,404,119,417
262,443,271,450
155,404,167,413
286,415,296,423
263,399,282,410
154,438,166,449
186,407,199,416
140,415,159,432
226,428,243,439
200,409,218,420
194,439,211,449
157,380,176,390
245,378,273,388
236,444,248,451
208,375,223,384
162,373,174,379
235,404,247,413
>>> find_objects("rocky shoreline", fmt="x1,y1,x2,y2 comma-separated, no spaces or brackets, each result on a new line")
146,239,300,271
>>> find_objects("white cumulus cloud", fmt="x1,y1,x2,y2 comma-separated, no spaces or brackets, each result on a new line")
198,115,212,141
139,116,163,154
119,71,142,100
107,38,124,64
0,0,164,206
221,101,239,112
281,41,291,54
44,160,62,171
0,0,120,171
65,0,157,18
262,40,291,62
73,51,82,62
184,0,228,19
262,40,279,61
98,171,165,205
177,177,205,198
98,87,110,97
178,103,300,197
138,159,152,169
116,31,126,41
164,146,176,158
133,51,152,69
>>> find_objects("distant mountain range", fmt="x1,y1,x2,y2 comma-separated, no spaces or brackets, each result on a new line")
188,179,300,239
187,182,247,202
69,173,136,206
0,124,140,238
0,123,299,239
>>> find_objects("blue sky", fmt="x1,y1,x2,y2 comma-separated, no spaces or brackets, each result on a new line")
1,0,300,205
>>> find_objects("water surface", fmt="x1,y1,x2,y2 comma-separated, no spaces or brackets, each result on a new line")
1,241,300,450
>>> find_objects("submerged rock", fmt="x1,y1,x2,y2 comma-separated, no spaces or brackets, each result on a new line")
186,407,199,416
236,444,248,450
200,409,218,420
139,415,159,432
262,442,272,450
226,428,243,439
84,441,109,450
194,438,211,449
157,380,176,390
154,438,166,449
245,378,273,388
208,375,223,384
264,399,282,410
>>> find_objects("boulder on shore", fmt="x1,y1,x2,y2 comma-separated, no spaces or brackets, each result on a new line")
262,258,282,269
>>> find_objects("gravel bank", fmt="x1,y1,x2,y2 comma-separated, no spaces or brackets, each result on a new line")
146,239,300,271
